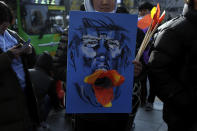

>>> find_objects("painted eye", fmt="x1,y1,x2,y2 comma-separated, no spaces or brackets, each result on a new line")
107,40,120,50
83,38,98,48
83,40,98,48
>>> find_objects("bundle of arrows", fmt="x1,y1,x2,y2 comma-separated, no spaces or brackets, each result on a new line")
135,3,166,61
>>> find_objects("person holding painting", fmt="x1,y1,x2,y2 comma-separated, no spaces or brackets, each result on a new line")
54,0,143,130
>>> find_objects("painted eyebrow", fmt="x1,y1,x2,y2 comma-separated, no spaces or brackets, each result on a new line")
106,39,120,46
82,35,120,46
82,35,100,40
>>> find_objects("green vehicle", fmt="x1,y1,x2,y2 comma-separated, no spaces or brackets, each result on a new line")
13,0,66,55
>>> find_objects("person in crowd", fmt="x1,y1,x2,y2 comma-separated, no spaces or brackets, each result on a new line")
0,1,39,131
80,4,85,11
116,5,146,129
28,52,56,129
116,5,129,13
138,2,154,20
137,2,156,110
53,0,143,130
149,0,197,130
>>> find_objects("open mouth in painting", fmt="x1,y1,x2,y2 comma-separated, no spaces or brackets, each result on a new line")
84,70,125,108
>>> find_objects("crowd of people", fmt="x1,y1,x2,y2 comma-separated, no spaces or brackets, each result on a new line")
0,0,197,131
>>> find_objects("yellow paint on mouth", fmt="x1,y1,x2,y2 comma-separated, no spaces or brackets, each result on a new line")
84,70,104,84
104,102,112,107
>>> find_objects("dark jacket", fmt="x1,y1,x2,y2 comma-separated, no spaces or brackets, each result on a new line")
0,29,39,131
29,52,55,121
53,29,68,81
29,67,54,102
148,4,197,124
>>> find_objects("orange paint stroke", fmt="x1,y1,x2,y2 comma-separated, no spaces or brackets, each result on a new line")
84,70,125,107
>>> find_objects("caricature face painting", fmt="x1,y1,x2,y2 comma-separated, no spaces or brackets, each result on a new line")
67,11,137,113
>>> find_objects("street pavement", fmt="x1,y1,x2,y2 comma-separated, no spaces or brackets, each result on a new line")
37,99,167,131
133,109,167,131
133,102,167,131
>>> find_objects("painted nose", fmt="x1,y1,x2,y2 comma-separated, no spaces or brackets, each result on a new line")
97,38,107,56
98,56,106,62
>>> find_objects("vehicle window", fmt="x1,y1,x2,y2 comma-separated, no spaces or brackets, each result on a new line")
21,4,65,35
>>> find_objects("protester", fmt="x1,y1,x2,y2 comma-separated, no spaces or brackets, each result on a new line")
137,2,156,110
54,0,143,130
149,0,197,130
0,1,39,131
28,52,56,129
138,2,154,19
116,5,130,13
116,5,146,129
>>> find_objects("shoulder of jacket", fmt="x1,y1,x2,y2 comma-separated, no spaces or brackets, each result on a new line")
157,15,185,32
7,29,25,43
153,15,188,41
7,29,17,36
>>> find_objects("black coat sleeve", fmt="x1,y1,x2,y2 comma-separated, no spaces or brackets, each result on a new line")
24,46,37,69
0,52,13,73
148,27,192,105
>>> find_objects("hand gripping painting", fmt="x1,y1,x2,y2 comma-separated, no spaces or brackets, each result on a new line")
66,11,138,113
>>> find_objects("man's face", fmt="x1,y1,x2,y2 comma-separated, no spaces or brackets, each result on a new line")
0,22,9,34
80,29,122,72
92,0,116,12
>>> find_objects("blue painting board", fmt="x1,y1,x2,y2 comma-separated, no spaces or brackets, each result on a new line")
66,11,138,113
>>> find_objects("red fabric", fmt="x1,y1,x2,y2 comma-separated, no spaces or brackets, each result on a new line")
56,80,65,99
138,14,152,30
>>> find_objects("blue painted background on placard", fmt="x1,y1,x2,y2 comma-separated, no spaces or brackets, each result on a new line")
66,11,138,113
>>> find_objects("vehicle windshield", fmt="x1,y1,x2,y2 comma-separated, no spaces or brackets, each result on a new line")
20,1,65,35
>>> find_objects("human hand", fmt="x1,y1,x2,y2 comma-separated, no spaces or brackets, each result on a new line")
21,39,32,54
9,45,23,59
21,44,32,54
132,60,142,77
